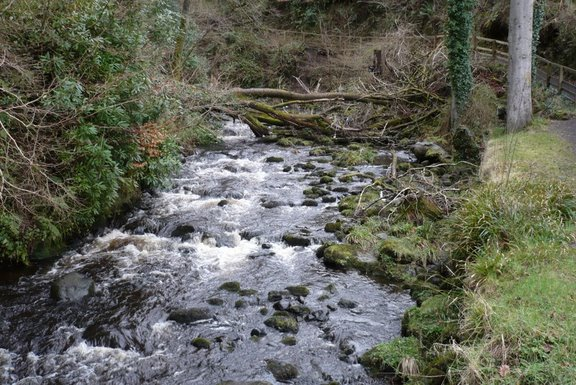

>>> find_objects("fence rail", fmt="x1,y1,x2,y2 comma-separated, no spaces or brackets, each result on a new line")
262,28,576,102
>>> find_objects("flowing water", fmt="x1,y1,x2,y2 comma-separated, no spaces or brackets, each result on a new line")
0,122,414,385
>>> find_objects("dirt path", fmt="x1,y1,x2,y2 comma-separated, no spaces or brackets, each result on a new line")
549,119,576,153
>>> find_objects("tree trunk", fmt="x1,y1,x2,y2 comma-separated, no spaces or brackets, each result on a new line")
507,0,534,132
172,0,191,80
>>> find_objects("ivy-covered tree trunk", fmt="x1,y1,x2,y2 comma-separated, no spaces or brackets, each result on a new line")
507,0,534,132
173,0,191,80
532,0,545,80
446,0,476,126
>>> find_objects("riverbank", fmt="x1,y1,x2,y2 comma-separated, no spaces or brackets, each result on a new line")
358,118,576,384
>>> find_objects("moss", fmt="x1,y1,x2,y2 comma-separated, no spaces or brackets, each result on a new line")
402,294,460,347
360,336,421,376
319,176,334,184
219,281,241,292
319,244,360,268
332,146,376,167
338,189,383,217
192,337,211,349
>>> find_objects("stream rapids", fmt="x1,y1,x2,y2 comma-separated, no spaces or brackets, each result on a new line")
0,122,414,385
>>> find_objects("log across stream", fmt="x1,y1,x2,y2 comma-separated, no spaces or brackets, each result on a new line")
0,122,414,385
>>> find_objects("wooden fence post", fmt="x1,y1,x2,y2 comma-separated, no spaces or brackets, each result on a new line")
372,49,383,76
558,67,564,95
546,62,552,88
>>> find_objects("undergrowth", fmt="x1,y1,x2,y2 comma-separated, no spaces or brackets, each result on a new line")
0,0,218,264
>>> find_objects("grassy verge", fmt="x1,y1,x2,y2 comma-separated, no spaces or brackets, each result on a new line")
356,119,576,384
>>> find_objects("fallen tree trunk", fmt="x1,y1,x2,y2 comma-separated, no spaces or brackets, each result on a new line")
233,88,406,106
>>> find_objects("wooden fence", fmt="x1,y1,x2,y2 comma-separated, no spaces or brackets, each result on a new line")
262,28,576,102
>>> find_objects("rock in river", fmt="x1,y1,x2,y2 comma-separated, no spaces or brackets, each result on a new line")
266,360,299,382
168,308,213,324
50,272,95,301
264,312,299,333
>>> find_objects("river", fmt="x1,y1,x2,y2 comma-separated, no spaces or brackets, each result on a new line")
0,122,413,385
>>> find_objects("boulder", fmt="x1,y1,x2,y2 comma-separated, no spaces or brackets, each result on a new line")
50,272,95,301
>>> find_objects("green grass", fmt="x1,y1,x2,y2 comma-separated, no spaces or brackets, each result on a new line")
452,118,576,385
481,119,576,186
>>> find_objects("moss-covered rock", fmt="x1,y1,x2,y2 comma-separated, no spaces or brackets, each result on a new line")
192,337,211,349
235,299,247,309
266,360,299,382
318,244,360,268
378,237,426,264
324,221,342,233
239,289,258,296
264,314,299,333
410,142,451,164
285,285,310,297
267,290,288,302
168,308,213,324
219,281,241,292
319,176,334,184
207,298,225,306
303,186,330,198
281,335,297,345
360,336,421,377
402,294,460,347
282,233,311,247
265,156,284,163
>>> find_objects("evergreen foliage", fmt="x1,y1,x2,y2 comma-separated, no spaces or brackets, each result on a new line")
0,0,189,264
446,0,476,114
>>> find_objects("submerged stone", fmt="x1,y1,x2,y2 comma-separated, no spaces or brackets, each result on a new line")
265,156,284,163
168,308,213,324
50,272,95,302
338,298,357,309
302,199,319,207
266,360,299,382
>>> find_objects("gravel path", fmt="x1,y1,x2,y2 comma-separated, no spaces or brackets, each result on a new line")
549,119,576,153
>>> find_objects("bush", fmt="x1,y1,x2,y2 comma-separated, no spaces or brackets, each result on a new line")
0,0,187,263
